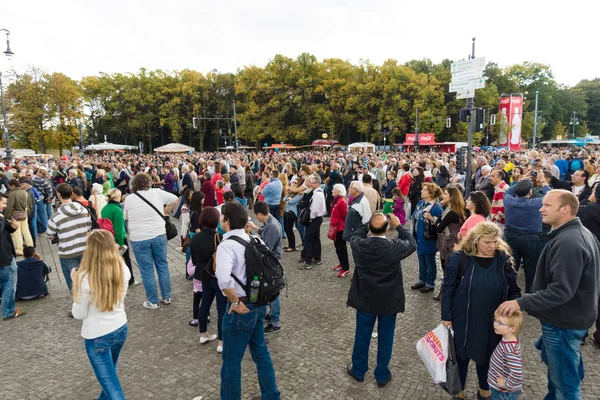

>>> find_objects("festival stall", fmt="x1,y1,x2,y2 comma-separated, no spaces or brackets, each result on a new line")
348,142,376,151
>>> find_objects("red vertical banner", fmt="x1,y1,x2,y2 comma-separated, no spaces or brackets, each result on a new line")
509,95,523,150
498,96,510,147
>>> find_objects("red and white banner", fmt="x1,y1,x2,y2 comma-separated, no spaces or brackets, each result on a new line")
405,133,435,145
498,95,523,150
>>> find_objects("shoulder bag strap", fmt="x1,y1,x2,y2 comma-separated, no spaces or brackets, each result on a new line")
133,191,165,221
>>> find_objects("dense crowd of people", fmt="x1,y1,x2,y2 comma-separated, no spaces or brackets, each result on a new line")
1,145,599,399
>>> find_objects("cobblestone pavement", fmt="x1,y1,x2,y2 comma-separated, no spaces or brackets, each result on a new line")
1,217,599,400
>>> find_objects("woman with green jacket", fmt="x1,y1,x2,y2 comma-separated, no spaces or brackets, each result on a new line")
101,188,139,286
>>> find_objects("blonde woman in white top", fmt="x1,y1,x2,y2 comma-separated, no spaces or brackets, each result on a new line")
71,229,130,400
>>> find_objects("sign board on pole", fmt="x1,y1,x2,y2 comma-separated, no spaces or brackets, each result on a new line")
451,68,484,83
450,57,485,73
450,78,485,93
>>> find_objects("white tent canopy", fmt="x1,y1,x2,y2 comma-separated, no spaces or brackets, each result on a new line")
348,142,376,150
84,142,137,152
154,143,195,153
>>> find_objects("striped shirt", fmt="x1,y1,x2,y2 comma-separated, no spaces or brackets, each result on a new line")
487,339,523,392
32,175,53,201
47,202,92,259
491,181,508,224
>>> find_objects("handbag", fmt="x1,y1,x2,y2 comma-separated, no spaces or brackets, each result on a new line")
421,204,438,240
133,192,178,240
327,223,338,241
12,210,28,221
439,327,462,395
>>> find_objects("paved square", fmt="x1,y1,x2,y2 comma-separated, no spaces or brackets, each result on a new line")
1,218,599,399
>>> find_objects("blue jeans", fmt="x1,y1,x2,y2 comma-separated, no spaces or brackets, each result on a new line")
539,322,587,400
85,323,128,400
221,302,280,400
131,234,171,305
0,258,18,318
417,253,437,288
504,229,542,293
36,200,48,233
198,278,227,339
269,297,281,327
491,388,521,399
29,204,38,240
268,204,280,219
351,310,397,383
295,217,305,246
60,255,83,292
44,202,54,224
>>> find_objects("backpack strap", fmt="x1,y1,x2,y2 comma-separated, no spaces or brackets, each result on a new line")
133,192,166,221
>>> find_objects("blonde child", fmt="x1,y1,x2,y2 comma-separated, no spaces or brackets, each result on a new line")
488,310,523,399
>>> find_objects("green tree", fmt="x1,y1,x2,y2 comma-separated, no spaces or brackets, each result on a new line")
552,120,567,139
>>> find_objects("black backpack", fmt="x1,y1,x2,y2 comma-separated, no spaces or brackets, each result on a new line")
228,235,285,306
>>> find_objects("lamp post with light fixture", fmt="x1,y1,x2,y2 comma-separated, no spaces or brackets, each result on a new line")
0,28,15,161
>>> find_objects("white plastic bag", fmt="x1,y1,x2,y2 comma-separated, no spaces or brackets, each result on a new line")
416,323,450,384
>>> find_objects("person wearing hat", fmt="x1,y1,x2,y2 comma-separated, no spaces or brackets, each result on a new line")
503,172,551,293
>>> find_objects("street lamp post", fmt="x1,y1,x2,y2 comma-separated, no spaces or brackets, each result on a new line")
569,111,579,139
0,28,14,161
533,91,539,147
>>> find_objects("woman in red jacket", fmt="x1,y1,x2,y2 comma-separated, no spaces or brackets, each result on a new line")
200,171,216,207
330,183,349,277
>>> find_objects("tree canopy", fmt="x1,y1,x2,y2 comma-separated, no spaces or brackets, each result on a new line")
2,55,598,153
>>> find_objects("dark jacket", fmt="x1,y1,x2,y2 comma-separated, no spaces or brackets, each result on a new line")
0,214,17,265
16,257,49,299
517,218,600,330
190,228,223,283
567,182,593,206
441,250,521,360
578,203,600,240
347,224,417,314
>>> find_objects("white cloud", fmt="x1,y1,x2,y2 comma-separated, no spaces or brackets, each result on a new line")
2,0,597,86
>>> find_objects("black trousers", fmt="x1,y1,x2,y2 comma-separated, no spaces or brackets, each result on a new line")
193,291,203,320
122,239,135,285
334,231,349,271
301,216,322,262
457,357,490,391
283,211,297,249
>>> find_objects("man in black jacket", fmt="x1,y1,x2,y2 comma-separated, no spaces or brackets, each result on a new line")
499,190,600,398
346,213,416,388
0,192,26,319
577,184,600,349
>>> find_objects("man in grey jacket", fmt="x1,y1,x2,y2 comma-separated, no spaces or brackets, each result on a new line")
499,190,600,399
249,201,282,334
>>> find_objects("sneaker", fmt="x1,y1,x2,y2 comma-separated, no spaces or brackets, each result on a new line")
217,344,223,353
337,270,350,278
129,280,141,287
161,298,172,305
333,265,342,271
299,262,313,270
264,313,272,321
189,319,199,327
143,301,160,310
2,309,26,319
118,245,128,256
420,286,434,294
264,324,281,334
199,334,218,344
314,259,323,265
297,258,306,263
410,282,425,290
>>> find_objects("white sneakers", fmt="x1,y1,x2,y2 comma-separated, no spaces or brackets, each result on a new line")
160,298,172,305
142,301,160,310
217,344,223,353
199,334,218,344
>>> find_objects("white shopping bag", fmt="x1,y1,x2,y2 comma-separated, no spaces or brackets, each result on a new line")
416,323,450,384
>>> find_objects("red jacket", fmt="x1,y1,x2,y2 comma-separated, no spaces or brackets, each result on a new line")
398,173,411,197
330,196,348,232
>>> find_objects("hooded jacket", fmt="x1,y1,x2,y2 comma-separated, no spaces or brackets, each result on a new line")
347,224,416,314
47,202,91,259
517,218,600,330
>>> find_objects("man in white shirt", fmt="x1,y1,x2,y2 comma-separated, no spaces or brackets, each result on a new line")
124,173,178,310
299,176,326,269
215,201,280,400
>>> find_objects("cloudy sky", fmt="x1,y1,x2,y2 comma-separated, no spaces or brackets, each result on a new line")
2,0,596,87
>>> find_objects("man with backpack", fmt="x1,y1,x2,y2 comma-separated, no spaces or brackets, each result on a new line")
47,183,91,293
215,201,281,400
